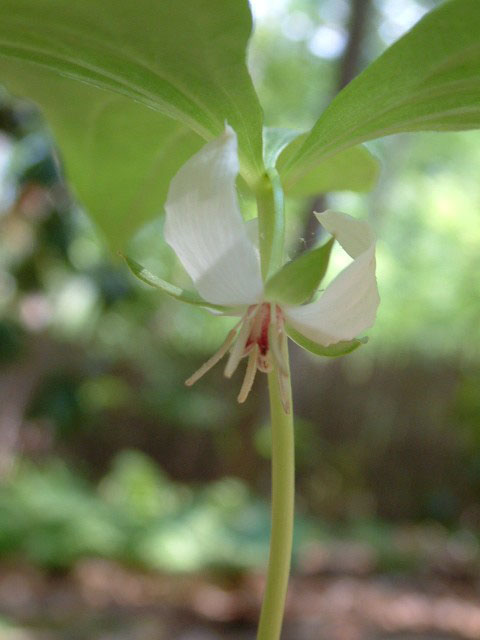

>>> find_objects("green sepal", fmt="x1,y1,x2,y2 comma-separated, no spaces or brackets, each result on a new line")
265,238,334,306
287,325,367,358
122,255,232,313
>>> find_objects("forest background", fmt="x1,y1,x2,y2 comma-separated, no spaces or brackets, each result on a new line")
0,0,479,638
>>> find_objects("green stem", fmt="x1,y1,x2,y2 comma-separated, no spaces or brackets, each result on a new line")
256,363,295,640
255,164,294,639
256,168,285,280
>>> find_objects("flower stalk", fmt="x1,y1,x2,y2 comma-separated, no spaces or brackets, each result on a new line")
256,358,295,640
255,168,294,639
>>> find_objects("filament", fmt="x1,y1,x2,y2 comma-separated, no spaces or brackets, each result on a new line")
275,328,291,414
224,306,258,378
185,301,291,412
268,307,288,378
185,325,239,386
276,368,291,414
237,345,259,403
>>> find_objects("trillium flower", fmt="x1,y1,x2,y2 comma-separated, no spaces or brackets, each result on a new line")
127,126,379,412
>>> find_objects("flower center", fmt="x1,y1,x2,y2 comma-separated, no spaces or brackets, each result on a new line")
246,303,270,357
185,302,290,411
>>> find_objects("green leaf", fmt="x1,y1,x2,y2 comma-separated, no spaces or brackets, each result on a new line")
266,128,379,195
265,238,334,306
287,325,366,358
2,60,204,250
283,0,480,184
0,0,264,185
280,137,380,196
123,255,231,313
263,127,301,169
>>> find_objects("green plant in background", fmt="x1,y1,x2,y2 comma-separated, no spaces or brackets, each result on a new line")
0,452,279,574
1,1,479,638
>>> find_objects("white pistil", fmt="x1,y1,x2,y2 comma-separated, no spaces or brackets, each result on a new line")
237,345,259,403
185,322,240,386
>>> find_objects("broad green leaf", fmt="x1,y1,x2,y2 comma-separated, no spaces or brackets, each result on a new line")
123,255,230,313
287,325,366,358
1,60,203,250
265,238,334,306
282,0,480,184
0,0,264,185
279,135,380,195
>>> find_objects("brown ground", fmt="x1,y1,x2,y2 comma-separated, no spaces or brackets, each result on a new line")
0,559,479,640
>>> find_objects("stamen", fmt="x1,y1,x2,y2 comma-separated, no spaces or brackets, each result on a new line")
224,306,258,378
185,324,239,386
237,345,259,403
275,323,291,414
276,368,291,414
185,300,291,411
268,304,288,377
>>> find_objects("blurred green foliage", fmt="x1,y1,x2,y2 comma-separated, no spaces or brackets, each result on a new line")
1,451,478,578
0,451,274,573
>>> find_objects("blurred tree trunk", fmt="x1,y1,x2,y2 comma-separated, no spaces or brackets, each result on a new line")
0,338,58,476
337,0,372,92
297,0,372,253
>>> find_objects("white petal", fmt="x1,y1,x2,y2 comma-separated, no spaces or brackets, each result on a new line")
316,209,375,258
284,213,379,346
164,126,263,307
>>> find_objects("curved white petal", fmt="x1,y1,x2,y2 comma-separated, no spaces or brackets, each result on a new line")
316,209,375,258
164,126,263,307
284,212,379,346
